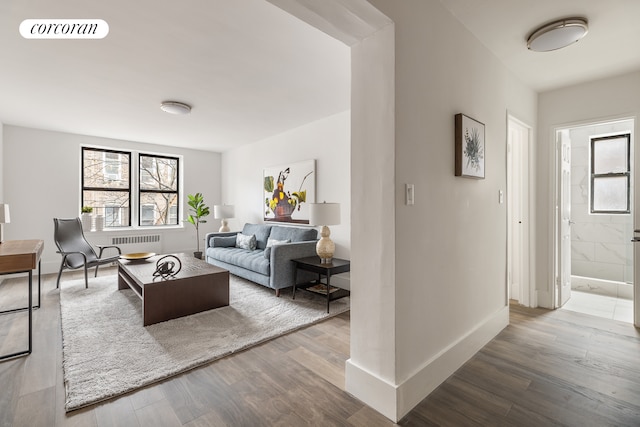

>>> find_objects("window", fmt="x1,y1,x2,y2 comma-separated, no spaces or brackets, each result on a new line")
138,154,179,226
82,147,181,228
105,205,123,227
103,151,122,181
82,148,131,226
140,204,156,226
590,134,631,214
169,205,178,224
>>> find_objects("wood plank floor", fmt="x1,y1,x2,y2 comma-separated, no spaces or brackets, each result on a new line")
1,268,639,426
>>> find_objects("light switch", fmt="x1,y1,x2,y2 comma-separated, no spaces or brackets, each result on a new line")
406,184,415,205
499,190,504,204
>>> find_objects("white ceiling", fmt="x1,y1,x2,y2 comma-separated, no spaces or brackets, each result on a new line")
439,0,640,92
0,0,350,152
1,1,639,153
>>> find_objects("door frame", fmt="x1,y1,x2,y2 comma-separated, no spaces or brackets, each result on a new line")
506,114,533,306
551,116,637,322
556,128,572,308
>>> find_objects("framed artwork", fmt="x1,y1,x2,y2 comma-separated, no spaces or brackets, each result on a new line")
455,113,485,179
263,160,315,223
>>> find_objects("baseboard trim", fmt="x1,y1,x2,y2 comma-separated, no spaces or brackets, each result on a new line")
397,305,509,419
346,305,509,422
345,359,398,421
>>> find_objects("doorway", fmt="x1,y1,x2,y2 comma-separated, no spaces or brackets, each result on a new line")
554,118,635,324
507,115,532,306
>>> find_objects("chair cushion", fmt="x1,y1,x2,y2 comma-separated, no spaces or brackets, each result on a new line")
212,236,237,248
264,238,290,259
208,247,269,275
236,233,257,251
269,226,317,242
242,224,272,249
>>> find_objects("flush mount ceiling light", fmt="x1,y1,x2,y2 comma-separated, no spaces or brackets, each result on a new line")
160,101,191,115
527,17,588,52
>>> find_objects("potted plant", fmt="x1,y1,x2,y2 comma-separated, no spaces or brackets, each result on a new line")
80,206,93,232
186,193,210,259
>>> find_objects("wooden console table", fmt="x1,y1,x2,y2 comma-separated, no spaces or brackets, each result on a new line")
0,239,44,361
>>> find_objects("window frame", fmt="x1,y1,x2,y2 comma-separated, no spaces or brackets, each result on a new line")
104,204,124,228
102,151,122,181
137,153,180,227
589,133,631,214
81,146,183,229
81,147,132,227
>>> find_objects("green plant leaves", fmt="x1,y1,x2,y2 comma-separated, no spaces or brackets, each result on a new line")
264,176,274,193
185,193,210,225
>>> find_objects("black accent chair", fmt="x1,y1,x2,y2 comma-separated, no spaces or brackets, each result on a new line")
53,218,121,288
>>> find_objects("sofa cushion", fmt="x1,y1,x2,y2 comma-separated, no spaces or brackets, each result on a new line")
236,233,257,251
269,226,317,243
212,236,237,248
208,247,269,276
242,223,272,249
264,238,290,259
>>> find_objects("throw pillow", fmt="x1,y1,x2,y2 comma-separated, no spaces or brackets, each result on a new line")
236,233,257,251
211,236,237,248
264,238,290,259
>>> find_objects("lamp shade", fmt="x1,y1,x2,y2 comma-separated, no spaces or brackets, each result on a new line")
213,205,235,219
0,204,10,223
309,202,340,226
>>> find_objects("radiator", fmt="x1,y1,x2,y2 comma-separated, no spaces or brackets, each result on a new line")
111,234,162,254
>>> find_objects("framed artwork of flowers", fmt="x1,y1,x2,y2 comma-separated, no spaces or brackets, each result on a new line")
263,159,315,223
455,113,485,179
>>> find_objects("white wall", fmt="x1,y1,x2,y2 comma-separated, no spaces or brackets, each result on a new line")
537,71,640,307
221,110,351,259
0,121,3,202
3,125,222,274
359,0,536,419
280,0,538,420
346,19,397,419
570,120,634,283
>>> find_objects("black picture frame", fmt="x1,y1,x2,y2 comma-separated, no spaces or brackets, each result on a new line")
455,113,485,179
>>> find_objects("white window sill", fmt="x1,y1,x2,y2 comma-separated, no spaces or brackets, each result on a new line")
85,225,185,233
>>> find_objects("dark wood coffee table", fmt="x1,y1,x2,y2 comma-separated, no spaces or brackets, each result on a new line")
117,253,229,326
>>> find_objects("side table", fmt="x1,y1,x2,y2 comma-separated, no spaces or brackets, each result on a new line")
0,239,44,361
292,256,350,313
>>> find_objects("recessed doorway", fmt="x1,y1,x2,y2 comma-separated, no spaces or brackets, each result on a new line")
507,115,532,306
554,118,635,325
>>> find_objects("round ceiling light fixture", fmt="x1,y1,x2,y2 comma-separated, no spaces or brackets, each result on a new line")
160,101,191,115
527,17,588,52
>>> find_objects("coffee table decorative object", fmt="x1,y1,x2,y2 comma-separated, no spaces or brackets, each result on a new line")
120,252,156,261
117,253,229,326
152,254,182,279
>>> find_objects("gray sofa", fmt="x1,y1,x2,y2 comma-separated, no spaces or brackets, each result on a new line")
204,223,318,296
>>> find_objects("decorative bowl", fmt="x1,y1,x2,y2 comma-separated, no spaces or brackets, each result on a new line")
120,252,156,260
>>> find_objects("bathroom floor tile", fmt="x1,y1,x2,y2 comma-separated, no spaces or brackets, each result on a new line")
561,290,634,324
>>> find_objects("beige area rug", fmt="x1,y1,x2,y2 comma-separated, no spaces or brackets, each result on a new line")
59,274,349,412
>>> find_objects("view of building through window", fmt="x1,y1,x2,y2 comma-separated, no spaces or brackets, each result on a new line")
590,133,631,214
139,154,179,226
82,147,180,227
82,147,131,226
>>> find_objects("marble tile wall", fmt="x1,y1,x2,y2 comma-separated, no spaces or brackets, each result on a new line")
570,120,634,283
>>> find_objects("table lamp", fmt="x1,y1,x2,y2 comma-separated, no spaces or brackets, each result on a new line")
0,204,10,244
309,202,340,264
213,205,235,232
